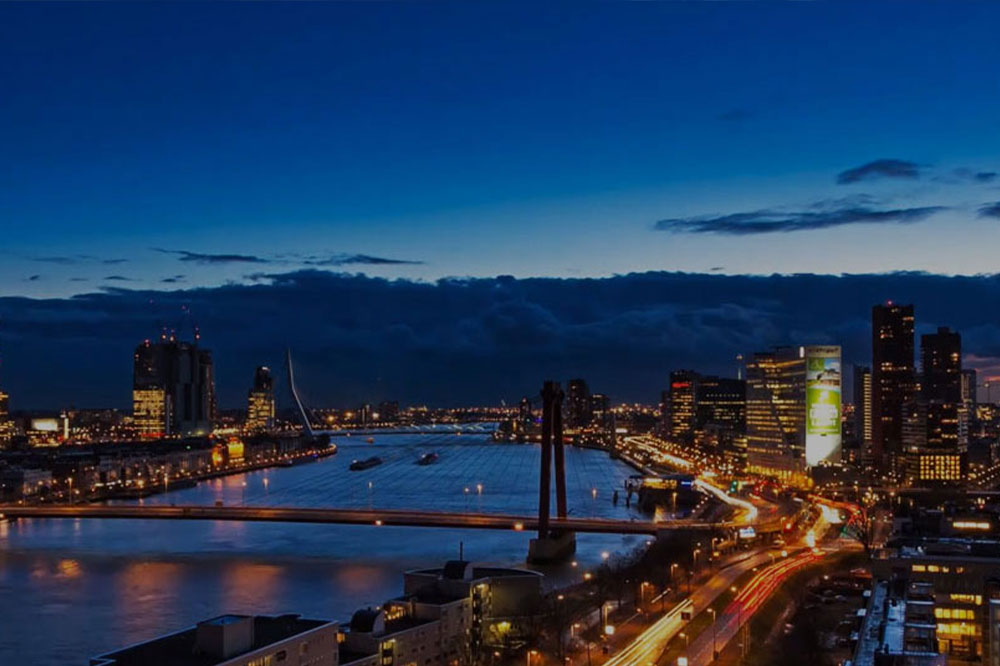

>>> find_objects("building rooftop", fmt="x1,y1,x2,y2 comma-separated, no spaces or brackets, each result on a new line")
90,614,331,666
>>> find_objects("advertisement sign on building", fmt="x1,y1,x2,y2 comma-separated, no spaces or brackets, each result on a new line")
805,345,842,466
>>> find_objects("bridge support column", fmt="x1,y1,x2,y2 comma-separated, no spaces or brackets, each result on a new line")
528,380,576,564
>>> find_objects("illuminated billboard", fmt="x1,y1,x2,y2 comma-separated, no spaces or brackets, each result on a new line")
805,345,841,466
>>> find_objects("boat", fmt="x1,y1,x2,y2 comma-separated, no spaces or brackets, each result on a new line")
366,437,375,444
416,452,439,466
349,456,383,471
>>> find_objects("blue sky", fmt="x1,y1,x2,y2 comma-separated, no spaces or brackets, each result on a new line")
3,3,1000,298
4,3,1000,407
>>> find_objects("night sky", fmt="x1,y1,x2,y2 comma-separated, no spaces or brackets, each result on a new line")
2,3,1000,408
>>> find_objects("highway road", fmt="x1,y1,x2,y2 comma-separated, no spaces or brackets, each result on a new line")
601,549,779,666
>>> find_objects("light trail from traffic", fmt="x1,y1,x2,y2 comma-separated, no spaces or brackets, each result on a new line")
603,599,695,666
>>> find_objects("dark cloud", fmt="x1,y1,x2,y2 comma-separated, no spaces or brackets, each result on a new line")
654,204,945,235
304,254,424,267
28,255,127,265
25,275,41,281
69,278,89,282
160,275,186,284
103,275,134,281
718,108,754,122
3,270,1000,410
979,202,1000,219
154,248,270,265
976,172,999,183
709,266,725,272
837,159,921,184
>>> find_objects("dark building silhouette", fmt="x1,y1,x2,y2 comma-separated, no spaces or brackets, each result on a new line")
906,326,966,483
872,303,916,478
566,378,593,427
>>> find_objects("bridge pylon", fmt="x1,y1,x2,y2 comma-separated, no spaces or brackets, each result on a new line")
528,380,577,564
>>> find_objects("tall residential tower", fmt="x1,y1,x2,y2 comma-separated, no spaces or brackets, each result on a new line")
872,303,916,479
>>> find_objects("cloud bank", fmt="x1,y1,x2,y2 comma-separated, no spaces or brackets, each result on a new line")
4,271,1000,409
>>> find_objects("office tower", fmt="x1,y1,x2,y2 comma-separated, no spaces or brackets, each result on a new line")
906,327,966,484
852,365,873,462
745,347,806,483
694,376,746,433
745,346,841,485
132,336,216,438
872,303,916,479
962,368,978,421
245,366,276,433
590,393,611,428
668,370,698,442
566,378,592,427
0,388,12,446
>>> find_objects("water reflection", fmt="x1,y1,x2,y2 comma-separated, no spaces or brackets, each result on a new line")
0,435,647,665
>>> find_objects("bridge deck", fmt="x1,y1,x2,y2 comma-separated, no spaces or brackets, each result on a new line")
0,504,775,535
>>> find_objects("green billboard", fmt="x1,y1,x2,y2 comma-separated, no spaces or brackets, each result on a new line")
805,345,841,465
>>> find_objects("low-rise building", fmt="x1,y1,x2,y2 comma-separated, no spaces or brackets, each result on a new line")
90,614,338,666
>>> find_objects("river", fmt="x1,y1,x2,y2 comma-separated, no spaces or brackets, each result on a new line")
0,433,650,664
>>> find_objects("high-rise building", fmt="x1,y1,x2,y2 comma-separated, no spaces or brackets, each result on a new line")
668,370,698,442
872,303,916,479
962,368,978,421
852,365,873,462
566,378,593,427
745,347,807,484
745,345,841,485
590,393,611,427
245,366,276,433
905,327,967,484
0,388,13,446
132,336,216,438
694,376,746,434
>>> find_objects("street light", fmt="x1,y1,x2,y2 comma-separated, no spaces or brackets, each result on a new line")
527,649,538,666
708,608,717,659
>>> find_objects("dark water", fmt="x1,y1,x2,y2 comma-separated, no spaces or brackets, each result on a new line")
0,434,650,665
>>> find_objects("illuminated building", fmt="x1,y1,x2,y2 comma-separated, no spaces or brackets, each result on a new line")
870,511,1000,663
745,345,840,485
668,370,698,443
566,378,593,427
745,347,807,484
132,335,216,438
245,366,275,433
872,302,917,479
962,368,978,422
852,365,873,463
905,327,967,484
0,388,13,446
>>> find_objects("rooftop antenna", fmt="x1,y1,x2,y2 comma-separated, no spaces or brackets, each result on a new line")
286,348,315,439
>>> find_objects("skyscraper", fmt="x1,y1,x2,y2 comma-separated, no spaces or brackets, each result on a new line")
694,376,746,434
245,366,276,433
852,365,873,462
566,378,592,428
871,303,916,479
0,388,13,446
668,370,698,442
745,347,807,484
132,336,216,438
906,327,966,484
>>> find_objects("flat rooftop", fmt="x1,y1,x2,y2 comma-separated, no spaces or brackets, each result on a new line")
90,615,330,666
